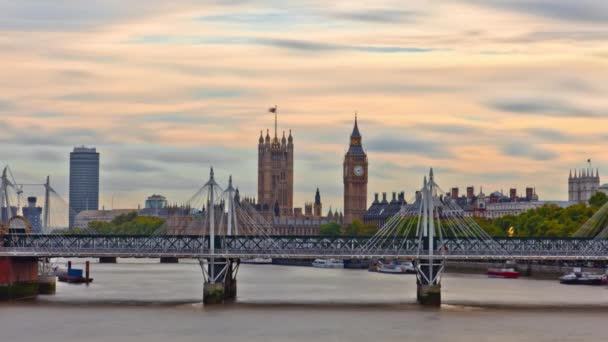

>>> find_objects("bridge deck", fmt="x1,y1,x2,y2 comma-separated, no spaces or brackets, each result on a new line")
1,234,607,261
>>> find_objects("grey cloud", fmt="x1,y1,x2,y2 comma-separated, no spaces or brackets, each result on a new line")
502,142,558,161
367,136,452,158
464,0,608,23
134,35,436,54
412,123,483,135
524,128,575,143
0,100,13,111
103,160,165,174
518,30,608,43
259,38,434,53
487,98,602,117
331,9,420,23
0,1,203,31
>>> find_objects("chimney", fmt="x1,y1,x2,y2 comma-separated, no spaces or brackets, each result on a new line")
391,192,397,203
382,192,387,203
510,188,517,202
373,193,379,204
451,187,459,199
526,187,534,201
467,186,474,199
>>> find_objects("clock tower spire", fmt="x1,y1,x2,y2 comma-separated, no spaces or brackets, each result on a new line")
343,113,368,225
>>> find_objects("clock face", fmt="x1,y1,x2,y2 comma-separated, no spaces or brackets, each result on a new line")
354,165,364,177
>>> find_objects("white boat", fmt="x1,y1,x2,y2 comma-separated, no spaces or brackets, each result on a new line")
377,261,416,274
240,258,272,265
312,259,344,269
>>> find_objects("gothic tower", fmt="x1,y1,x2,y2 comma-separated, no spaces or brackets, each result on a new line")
258,110,294,217
343,115,368,224
314,188,322,217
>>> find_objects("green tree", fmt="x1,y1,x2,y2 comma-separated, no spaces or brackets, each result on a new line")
320,222,341,236
589,192,608,209
344,219,362,236
66,212,166,235
343,219,378,236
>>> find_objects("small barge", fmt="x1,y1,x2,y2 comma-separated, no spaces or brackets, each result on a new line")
487,267,520,279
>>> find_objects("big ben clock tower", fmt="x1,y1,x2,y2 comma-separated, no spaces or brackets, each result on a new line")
343,114,368,225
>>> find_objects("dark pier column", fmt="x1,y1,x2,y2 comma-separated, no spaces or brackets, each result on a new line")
416,259,444,306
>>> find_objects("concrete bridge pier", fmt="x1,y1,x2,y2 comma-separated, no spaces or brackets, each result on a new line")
0,257,44,300
200,258,239,304
416,259,444,307
223,259,239,301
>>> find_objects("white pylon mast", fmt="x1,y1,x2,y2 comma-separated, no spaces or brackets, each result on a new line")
428,168,435,277
205,167,217,255
43,176,50,231
422,176,428,237
225,175,235,236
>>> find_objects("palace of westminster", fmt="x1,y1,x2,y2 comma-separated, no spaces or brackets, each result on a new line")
240,113,368,235
244,111,604,235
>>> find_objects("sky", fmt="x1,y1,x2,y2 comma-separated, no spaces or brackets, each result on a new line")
1,0,607,213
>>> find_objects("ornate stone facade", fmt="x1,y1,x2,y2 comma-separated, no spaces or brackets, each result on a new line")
257,125,294,217
568,168,600,203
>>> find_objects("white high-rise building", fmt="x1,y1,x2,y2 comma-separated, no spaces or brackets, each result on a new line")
568,168,600,203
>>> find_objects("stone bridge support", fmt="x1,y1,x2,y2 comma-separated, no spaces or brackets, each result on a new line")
200,258,239,304
416,259,444,306
0,257,56,300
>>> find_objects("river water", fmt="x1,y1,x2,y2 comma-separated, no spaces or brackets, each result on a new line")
1,259,607,341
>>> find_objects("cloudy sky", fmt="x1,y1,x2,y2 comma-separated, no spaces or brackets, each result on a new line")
1,0,607,212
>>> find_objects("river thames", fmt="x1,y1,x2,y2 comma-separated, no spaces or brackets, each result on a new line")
1,260,607,341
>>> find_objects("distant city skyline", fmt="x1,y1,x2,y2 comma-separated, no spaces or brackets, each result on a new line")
1,1,607,210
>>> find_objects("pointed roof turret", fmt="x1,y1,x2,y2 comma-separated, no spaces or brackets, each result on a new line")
315,188,321,205
288,129,293,144
351,112,361,139
265,129,271,144
569,169,572,179
346,113,365,156
281,130,287,145
259,130,264,144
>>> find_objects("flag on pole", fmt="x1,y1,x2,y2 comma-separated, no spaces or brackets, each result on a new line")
269,106,277,113
588,158,591,163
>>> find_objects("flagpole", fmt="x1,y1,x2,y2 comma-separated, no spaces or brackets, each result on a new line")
274,105,278,138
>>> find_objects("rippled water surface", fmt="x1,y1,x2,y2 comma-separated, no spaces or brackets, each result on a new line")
1,259,607,342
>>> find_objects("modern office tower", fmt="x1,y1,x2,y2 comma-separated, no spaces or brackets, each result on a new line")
69,147,100,228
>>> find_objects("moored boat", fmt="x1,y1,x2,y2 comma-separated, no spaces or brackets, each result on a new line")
559,269,607,285
377,261,416,274
240,258,273,265
312,259,344,269
57,268,93,284
487,267,520,279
